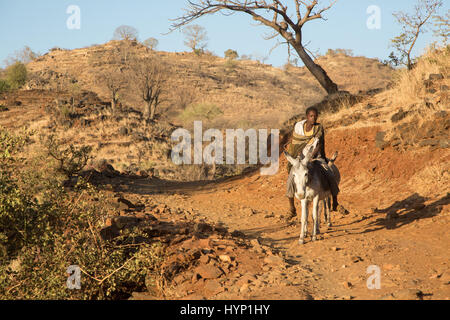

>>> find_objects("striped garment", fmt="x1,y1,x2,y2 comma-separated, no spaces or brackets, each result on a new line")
287,120,325,160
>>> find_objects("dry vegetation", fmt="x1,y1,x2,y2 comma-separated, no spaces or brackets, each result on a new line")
1,39,448,300
25,40,393,129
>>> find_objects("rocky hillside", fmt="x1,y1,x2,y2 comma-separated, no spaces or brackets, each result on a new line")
25,40,393,129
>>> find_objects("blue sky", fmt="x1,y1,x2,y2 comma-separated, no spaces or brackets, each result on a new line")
0,0,448,68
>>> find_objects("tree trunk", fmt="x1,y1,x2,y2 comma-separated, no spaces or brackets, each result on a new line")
407,54,413,70
291,42,339,95
146,100,156,120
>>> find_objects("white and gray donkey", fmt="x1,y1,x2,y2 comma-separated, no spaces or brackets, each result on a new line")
284,138,340,244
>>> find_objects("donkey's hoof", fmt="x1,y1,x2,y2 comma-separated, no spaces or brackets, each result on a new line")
299,239,305,245
311,236,317,242
327,223,332,227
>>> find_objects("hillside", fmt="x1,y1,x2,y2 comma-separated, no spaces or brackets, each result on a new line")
25,40,393,129
0,43,448,301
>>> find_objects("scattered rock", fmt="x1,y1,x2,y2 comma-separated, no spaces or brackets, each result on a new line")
113,216,141,229
342,281,353,289
194,223,213,235
375,131,389,150
241,207,255,216
231,230,245,238
391,109,408,123
219,255,232,263
350,256,363,263
418,139,440,147
99,225,120,241
264,255,284,266
194,264,224,280
338,205,349,215
429,73,444,81
439,139,450,148
393,289,424,300
439,271,450,284
119,127,129,136
239,283,250,293
129,292,157,300
204,280,224,296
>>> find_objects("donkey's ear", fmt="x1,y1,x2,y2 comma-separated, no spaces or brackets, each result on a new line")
284,151,299,167
302,141,316,164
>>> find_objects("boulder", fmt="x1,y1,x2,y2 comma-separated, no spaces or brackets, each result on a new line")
194,264,224,280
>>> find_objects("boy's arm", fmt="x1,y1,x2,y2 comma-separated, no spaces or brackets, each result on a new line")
312,125,325,158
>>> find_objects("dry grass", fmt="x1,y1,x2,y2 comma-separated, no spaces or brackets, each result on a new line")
26,40,394,131
408,160,450,197
390,44,449,109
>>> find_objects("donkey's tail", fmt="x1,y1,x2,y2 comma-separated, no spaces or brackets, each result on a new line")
328,151,338,166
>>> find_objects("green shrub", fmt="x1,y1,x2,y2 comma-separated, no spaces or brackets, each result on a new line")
0,128,165,299
179,103,223,122
44,134,93,178
224,49,238,60
5,62,27,89
0,79,10,93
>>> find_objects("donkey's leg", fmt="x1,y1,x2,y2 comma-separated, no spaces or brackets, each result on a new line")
299,199,308,244
326,196,332,227
312,196,320,241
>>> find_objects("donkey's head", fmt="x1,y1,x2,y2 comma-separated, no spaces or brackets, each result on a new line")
284,138,319,196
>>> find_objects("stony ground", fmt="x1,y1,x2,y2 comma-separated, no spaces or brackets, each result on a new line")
103,122,449,301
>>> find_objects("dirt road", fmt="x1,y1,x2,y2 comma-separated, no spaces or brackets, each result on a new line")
121,126,450,300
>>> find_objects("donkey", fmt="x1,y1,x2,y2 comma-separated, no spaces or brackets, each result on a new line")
284,138,340,244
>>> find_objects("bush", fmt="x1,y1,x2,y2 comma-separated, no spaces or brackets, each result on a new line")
5,62,27,89
326,48,354,57
0,128,165,299
224,49,239,60
44,134,93,178
0,79,10,93
179,103,223,122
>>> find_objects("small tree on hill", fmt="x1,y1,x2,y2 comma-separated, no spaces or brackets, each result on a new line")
96,69,127,112
183,24,208,54
3,46,39,67
6,62,27,89
391,0,443,70
113,25,139,41
224,49,239,60
129,56,167,121
143,37,159,50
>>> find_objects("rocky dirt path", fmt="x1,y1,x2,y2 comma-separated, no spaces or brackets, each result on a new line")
120,148,449,300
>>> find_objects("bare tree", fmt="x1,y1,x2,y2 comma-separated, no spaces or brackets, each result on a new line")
432,10,449,44
129,56,167,121
94,50,128,112
172,0,339,94
113,25,139,41
183,24,209,53
391,0,443,70
143,37,159,50
3,46,40,66
96,69,127,112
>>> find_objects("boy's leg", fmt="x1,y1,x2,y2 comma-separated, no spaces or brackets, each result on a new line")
286,165,297,219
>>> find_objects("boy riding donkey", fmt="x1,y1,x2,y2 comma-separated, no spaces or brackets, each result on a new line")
285,106,340,221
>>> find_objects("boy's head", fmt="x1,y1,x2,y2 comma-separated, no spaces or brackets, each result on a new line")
305,106,319,125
